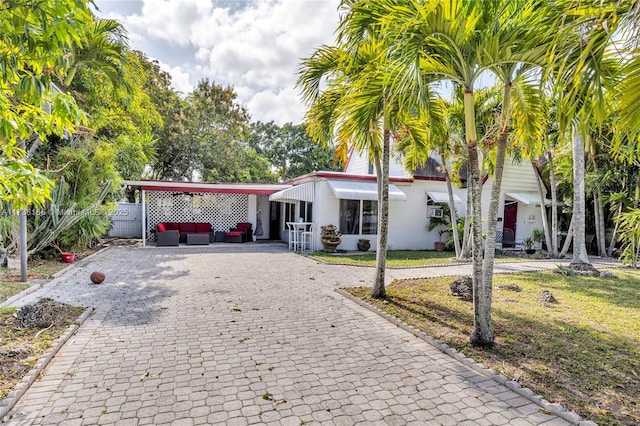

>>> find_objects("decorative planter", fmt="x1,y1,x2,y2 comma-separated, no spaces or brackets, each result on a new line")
60,252,75,263
321,238,341,253
434,241,446,252
525,248,536,255
357,239,371,251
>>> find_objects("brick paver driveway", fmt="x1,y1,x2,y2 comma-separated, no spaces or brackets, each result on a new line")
3,244,588,425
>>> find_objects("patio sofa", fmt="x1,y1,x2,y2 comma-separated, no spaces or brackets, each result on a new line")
224,222,253,243
156,222,213,246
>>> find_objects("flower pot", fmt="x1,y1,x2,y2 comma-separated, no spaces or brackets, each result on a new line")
434,241,446,252
525,249,535,255
61,252,75,263
357,239,371,251
321,238,341,253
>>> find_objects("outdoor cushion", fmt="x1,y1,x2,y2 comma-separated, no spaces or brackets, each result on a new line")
179,222,196,233
165,222,179,231
236,222,252,232
157,223,167,232
195,222,212,233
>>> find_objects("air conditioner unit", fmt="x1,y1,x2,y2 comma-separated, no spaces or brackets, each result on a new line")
429,207,443,218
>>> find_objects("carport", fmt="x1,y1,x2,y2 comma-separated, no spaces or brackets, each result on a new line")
124,180,290,246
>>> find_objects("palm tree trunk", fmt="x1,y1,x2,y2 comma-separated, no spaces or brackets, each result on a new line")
371,127,390,299
548,150,559,257
441,154,461,257
597,192,607,256
588,140,607,257
572,132,590,264
463,89,493,347
608,202,622,256
533,162,552,254
560,214,574,258
460,192,472,259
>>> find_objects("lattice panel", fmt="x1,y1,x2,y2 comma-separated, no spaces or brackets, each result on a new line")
145,191,249,241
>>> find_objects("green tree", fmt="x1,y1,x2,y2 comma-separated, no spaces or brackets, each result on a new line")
152,79,274,182
373,0,551,346
1,0,92,206
249,121,341,180
548,0,622,268
299,6,429,298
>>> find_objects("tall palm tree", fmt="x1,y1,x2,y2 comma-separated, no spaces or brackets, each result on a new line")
547,0,622,267
298,38,393,298
372,0,550,346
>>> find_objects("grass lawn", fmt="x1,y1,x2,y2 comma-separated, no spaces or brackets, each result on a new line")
311,250,526,267
344,268,640,426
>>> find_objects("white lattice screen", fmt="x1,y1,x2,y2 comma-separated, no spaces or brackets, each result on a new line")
146,191,249,241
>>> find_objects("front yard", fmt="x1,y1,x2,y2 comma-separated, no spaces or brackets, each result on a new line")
345,268,640,425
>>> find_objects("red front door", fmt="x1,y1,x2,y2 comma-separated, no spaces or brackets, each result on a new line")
503,202,518,247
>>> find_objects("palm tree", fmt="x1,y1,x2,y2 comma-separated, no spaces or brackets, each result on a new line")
298,38,393,298
60,18,130,88
372,0,550,346
547,0,622,268
396,98,464,257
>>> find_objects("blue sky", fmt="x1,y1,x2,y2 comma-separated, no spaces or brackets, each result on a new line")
93,0,340,125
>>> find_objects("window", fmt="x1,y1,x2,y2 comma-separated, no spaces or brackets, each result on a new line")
362,200,378,234
299,201,313,222
340,199,378,235
284,203,295,228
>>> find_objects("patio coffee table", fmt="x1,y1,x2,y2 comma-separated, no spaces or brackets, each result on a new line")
187,233,209,245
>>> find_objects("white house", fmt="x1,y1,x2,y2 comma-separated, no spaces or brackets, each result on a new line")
268,147,549,251
126,147,548,250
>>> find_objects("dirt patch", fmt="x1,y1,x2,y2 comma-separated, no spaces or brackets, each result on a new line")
0,300,85,400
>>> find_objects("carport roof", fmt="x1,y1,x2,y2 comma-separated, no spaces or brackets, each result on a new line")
124,180,290,195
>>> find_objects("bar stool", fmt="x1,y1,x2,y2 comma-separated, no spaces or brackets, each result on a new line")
301,224,313,253
288,223,298,250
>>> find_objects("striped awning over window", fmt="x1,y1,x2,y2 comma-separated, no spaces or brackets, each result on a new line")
268,182,314,203
327,180,406,201
426,191,462,204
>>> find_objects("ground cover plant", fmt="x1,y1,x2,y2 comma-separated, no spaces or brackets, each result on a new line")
0,303,85,400
344,269,640,425
311,250,527,268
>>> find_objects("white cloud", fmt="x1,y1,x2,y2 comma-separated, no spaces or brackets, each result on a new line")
98,0,340,124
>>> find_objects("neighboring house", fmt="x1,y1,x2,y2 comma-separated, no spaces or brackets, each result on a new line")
268,148,548,251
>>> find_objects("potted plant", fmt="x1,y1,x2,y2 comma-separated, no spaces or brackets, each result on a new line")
523,236,535,254
531,228,544,250
320,225,341,252
427,205,450,251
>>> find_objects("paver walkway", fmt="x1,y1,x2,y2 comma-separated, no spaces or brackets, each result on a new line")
3,244,615,425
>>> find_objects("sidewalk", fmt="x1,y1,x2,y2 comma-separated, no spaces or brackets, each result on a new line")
3,246,610,425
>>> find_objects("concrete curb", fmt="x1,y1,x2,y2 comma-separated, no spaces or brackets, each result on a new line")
334,288,598,426
0,306,95,422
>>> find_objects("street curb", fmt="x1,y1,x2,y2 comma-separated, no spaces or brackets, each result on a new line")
334,288,597,426
0,306,95,422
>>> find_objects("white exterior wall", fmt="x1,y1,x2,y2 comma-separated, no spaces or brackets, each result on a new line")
345,151,369,175
345,149,410,178
481,159,546,243
312,179,467,251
